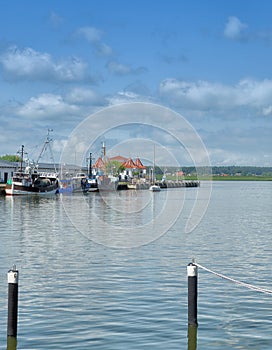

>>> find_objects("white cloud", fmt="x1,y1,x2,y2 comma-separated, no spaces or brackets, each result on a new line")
76,27,103,43
106,60,147,76
262,105,272,116
17,93,79,119
159,78,272,116
224,16,248,40
0,46,94,82
75,26,113,57
106,60,132,75
107,90,153,105
223,16,272,44
49,12,63,28
95,42,113,56
66,87,107,106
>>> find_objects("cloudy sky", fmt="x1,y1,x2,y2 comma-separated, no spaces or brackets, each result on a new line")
0,0,271,167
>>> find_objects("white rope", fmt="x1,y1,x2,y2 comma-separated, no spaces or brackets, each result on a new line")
194,262,272,295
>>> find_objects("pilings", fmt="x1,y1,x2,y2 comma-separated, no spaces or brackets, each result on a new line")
187,262,198,349
117,180,200,190
7,266,19,350
187,262,198,327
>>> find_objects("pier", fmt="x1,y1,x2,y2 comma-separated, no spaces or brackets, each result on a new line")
117,180,200,190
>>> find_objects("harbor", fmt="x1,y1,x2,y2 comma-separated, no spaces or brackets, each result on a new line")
0,138,200,196
0,181,271,349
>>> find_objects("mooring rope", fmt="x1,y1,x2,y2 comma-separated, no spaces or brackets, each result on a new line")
194,262,272,295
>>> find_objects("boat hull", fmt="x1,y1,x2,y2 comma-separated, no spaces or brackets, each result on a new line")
5,183,59,196
97,175,119,191
149,185,161,192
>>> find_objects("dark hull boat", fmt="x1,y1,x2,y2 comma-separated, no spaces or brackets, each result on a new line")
5,131,59,196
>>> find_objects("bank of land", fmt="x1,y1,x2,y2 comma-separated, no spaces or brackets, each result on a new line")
164,166,272,181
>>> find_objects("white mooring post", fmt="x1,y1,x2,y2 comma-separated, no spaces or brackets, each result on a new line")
7,266,19,350
187,262,198,350
187,262,198,327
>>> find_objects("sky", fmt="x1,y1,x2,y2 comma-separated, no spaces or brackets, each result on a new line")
0,0,271,167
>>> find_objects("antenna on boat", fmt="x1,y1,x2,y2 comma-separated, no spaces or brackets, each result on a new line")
18,145,24,172
36,129,57,173
102,141,106,159
89,152,93,178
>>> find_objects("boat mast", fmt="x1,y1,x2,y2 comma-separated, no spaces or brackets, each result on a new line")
152,144,156,184
102,142,107,174
19,145,24,172
36,129,57,172
102,142,106,160
88,152,93,177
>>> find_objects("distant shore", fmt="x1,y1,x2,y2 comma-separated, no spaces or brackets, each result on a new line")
184,175,272,181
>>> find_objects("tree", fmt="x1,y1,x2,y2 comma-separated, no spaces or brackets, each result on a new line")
0,155,21,162
105,160,125,175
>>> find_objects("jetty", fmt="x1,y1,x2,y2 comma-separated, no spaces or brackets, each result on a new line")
117,179,200,190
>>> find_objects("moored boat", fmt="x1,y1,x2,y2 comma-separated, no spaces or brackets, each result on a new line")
5,131,59,196
95,142,119,191
5,169,59,195
97,174,119,191
149,184,161,192
59,173,91,193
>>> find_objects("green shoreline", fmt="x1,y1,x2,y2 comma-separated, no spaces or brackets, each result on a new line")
184,175,272,181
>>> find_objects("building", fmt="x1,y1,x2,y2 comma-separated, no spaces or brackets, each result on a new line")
0,160,17,183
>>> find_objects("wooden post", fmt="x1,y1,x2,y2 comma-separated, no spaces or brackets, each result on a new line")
187,262,198,327
7,266,19,349
187,325,197,350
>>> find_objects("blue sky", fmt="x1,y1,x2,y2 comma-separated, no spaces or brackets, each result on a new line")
0,0,271,166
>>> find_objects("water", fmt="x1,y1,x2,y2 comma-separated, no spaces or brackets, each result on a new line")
0,182,271,349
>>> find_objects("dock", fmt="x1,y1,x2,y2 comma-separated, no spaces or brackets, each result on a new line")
0,180,199,195
117,180,200,190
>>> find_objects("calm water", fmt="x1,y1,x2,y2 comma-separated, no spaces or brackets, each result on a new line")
0,181,271,349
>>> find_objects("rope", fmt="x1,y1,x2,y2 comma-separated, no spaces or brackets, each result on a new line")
194,262,272,295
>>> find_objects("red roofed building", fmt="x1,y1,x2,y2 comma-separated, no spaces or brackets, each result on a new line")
135,158,146,169
110,155,128,163
93,157,105,170
93,154,147,179
122,158,137,169
120,157,146,179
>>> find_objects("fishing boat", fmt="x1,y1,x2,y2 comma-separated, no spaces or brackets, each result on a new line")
59,173,90,194
5,131,59,196
87,176,98,192
86,152,98,192
96,142,119,191
97,174,119,191
149,184,161,192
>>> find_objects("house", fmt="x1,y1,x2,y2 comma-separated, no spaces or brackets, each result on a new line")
0,160,17,183
92,154,147,180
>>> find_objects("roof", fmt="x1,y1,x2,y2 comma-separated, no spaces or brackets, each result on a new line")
135,158,146,169
0,160,18,168
110,155,128,163
122,158,137,169
93,157,105,169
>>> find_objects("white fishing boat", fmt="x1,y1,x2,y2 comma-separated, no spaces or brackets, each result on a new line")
5,131,59,196
87,176,99,192
149,184,161,192
86,152,98,192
